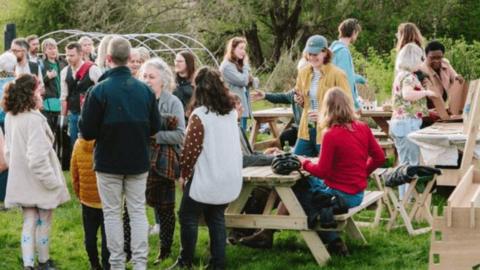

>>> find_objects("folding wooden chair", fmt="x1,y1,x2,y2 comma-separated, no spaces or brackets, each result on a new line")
385,175,437,236
355,169,394,228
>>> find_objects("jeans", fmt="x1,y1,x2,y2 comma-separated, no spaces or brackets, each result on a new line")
82,204,110,270
68,112,80,149
96,172,149,270
240,117,248,131
389,118,422,199
294,178,364,244
177,182,228,269
293,127,320,157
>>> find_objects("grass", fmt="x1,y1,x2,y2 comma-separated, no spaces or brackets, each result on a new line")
0,173,433,270
0,100,434,269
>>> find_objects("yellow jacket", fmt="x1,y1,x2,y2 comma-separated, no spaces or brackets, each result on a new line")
70,138,102,208
295,63,352,144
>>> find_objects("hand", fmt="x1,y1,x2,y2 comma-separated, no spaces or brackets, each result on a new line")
251,90,266,102
47,69,57,79
263,147,282,155
178,177,186,192
166,116,178,130
455,75,465,84
294,90,304,107
307,111,318,122
61,101,68,116
425,90,438,98
297,155,307,163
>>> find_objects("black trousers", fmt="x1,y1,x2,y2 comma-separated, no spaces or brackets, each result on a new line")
178,182,228,269
82,204,110,270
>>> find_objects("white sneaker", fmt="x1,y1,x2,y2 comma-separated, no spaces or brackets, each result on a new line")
149,224,160,235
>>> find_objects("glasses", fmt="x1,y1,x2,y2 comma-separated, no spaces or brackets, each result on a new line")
11,49,25,53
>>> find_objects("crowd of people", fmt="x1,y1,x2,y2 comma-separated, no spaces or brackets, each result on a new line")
0,18,467,270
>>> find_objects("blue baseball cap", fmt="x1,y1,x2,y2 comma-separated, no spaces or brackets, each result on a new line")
305,35,328,54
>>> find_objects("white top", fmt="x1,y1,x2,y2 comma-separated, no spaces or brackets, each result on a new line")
60,61,103,101
189,106,243,204
0,51,16,73
309,70,321,110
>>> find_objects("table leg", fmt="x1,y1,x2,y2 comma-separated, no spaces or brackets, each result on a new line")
225,184,255,215
249,119,261,150
373,117,390,135
276,186,331,265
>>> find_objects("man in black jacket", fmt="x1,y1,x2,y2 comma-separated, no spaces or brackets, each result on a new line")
79,36,161,270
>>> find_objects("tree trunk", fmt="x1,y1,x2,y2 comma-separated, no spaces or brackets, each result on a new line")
244,22,264,68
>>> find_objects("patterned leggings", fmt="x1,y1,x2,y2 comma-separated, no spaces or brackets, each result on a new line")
21,207,53,267
155,206,175,255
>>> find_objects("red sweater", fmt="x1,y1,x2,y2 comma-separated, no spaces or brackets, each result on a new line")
302,121,385,194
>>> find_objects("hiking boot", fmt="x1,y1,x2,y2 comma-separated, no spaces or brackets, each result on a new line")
37,259,57,270
23,267,34,270
327,238,350,257
238,229,273,249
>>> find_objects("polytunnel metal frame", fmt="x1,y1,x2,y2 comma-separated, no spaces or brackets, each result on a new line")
39,29,219,67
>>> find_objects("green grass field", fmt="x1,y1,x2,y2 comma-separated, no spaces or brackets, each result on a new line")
0,173,432,270
0,100,433,269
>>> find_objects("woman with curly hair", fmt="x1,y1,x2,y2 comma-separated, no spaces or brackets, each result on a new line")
2,74,70,270
168,67,242,270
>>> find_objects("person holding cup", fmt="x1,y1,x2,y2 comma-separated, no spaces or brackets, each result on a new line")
293,35,352,157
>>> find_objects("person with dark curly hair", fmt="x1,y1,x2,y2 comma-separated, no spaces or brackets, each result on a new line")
168,67,242,270
2,74,70,270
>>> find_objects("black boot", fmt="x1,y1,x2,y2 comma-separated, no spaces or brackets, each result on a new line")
37,259,57,270
239,229,273,249
153,248,171,265
327,238,350,257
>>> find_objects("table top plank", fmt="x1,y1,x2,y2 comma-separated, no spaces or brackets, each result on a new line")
252,107,293,118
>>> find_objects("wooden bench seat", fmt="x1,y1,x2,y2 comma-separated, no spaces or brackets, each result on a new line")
335,191,384,221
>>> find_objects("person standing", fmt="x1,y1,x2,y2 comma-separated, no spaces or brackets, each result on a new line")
293,35,351,157
173,51,196,112
71,134,110,270
11,38,43,85
3,74,70,270
390,43,437,199
220,37,254,130
41,38,66,132
79,36,161,270
60,42,102,148
140,58,185,264
330,18,366,111
79,36,97,62
168,67,242,270
27,35,44,71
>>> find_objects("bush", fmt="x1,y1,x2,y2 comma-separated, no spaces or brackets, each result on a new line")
437,37,480,81
352,46,394,103
263,47,300,92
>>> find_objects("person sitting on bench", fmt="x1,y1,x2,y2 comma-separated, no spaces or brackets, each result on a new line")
298,87,385,256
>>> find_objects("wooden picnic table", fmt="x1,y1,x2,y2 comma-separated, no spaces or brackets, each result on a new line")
250,107,392,149
249,107,294,150
360,109,392,135
225,165,383,266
